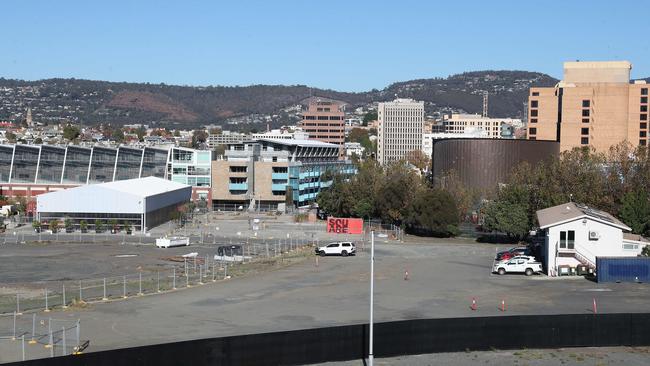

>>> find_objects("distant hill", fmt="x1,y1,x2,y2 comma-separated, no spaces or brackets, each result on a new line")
0,71,561,128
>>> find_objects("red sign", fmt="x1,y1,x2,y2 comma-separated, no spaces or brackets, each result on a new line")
327,217,363,234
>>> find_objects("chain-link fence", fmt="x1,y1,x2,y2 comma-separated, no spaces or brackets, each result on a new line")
0,314,83,363
0,236,319,316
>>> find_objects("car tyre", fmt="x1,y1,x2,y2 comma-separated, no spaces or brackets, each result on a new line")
319,251,326,257
341,250,348,257
525,268,533,276
497,268,506,275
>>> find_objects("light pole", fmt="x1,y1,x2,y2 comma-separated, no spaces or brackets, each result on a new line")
368,230,375,366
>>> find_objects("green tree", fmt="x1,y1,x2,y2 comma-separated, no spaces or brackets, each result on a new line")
49,220,59,233
191,130,208,148
34,137,43,144
213,144,226,156
112,128,125,142
94,219,104,233
405,188,459,237
482,200,530,240
63,125,80,141
363,111,377,126
5,131,16,142
619,190,650,235
32,220,41,232
135,127,146,141
80,220,88,232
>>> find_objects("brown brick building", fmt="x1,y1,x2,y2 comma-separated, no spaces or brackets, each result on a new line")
300,100,345,146
528,61,648,152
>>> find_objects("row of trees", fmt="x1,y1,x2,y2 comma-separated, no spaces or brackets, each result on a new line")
481,144,650,239
32,219,133,234
317,161,460,237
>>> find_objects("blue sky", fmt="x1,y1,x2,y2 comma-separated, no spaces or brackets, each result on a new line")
1,0,648,91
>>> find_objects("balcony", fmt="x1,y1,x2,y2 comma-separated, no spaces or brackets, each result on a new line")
271,183,287,191
228,183,248,191
271,172,288,180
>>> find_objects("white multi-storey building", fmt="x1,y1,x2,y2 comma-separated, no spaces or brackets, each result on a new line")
443,114,522,139
377,98,424,165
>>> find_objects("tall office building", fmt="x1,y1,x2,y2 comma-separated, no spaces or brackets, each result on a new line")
300,100,345,145
528,61,648,151
377,98,424,165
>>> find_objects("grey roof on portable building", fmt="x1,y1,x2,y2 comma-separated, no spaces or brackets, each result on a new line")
257,138,339,148
536,202,630,230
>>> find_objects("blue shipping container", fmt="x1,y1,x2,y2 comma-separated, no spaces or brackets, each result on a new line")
596,257,650,283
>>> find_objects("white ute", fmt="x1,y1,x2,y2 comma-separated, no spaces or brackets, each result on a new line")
493,256,542,276
315,242,356,257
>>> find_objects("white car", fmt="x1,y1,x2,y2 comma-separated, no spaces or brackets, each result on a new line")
315,242,356,257
493,256,542,276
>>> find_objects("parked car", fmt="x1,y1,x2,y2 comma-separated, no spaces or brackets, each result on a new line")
495,246,529,261
493,256,542,276
217,245,243,257
315,242,356,257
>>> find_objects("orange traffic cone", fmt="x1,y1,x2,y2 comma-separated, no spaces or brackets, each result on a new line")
499,299,507,312
404,270,409,281
470,297,477,311
592,298,597,314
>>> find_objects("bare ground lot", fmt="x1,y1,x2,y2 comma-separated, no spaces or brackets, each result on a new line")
1,217,650,363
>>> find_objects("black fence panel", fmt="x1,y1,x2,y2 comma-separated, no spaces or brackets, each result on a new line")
9,313,650,366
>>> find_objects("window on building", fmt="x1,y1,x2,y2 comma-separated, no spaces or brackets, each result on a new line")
582,100,590,108
641,123,648,130
641,131,647,138
582,110,590,117
582,118,590,123
530,110,538,117
581,128,589,135
642,88,648,96
641,140,648,146
559,230,575,249
531,100,538,108
532,92,540,96
642,96,648,104
530,118,538,123
529,128,537,135
642,105,648,112
642,114,648,121
581,137,589,145
305,116,316,120
317,116,328,120
623,243,639,251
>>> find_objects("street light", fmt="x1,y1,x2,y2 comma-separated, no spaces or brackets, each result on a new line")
368,231,375,366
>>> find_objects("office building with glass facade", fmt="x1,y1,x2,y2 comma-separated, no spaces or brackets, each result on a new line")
211,139,355,211
0,144,211,205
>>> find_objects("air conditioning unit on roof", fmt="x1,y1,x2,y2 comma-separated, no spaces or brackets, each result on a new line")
589,231,600,240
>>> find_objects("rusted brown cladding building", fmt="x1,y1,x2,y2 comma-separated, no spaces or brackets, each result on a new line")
431,138,560,190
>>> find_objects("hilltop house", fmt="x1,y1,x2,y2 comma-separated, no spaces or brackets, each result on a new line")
536,202,649,276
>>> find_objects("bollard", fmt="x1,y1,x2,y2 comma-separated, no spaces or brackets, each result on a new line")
123,276,127,299
102,278,108,301
45,318,53,349
138,272,143,296
76,319,80,352
157,271,161,293
499,299,507,312
79,280,83,302
62,284,67,309
30,314,37,344
172,268,176,290
44,288,50,312
21,335,25,361
404,270,409,281
470,297,478,311
212,262,216,282
12,311,16,340
62,326,66,356
593,298,598,314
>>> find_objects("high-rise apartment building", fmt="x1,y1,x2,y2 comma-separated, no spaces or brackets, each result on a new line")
377,98,424,165
528,61,648,151
300,100,345,145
